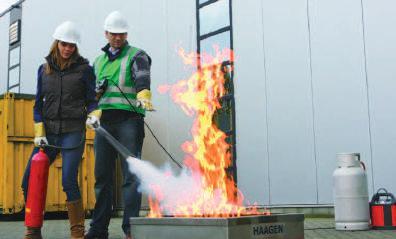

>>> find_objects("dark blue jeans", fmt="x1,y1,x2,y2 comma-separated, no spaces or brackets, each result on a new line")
21,131,85,202
88,117,144,236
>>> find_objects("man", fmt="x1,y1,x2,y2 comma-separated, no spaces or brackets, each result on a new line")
85,11,153,239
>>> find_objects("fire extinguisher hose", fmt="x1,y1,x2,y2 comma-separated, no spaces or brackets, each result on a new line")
39,133,85,150
92,123,183,168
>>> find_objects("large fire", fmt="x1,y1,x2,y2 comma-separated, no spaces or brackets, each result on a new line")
151,47,268,218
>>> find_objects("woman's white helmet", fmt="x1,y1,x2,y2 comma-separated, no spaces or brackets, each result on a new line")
104,11,129,33
52,21,81,45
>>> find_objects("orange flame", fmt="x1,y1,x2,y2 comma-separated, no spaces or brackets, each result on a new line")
151,47,268,217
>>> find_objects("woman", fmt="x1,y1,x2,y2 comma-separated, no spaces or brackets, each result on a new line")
21,21,99,239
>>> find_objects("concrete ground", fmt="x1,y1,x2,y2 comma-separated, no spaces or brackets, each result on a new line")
0,217,395,239
304,218,396,239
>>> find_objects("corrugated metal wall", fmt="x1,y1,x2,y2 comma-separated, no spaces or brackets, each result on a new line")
0,93,97,213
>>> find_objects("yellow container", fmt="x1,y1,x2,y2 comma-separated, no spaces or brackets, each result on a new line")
0,93,96,214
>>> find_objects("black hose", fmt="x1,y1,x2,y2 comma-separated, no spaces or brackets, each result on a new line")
107,79,183,168
93,124,184,169
39,133,85,150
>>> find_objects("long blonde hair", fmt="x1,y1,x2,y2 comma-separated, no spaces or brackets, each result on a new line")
45,40,80,75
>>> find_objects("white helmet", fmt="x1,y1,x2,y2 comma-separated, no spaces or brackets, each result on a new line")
52,21,81,45
104,11,128,33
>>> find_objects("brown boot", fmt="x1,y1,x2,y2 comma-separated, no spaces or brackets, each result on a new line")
66,199,85,239
24,227,42,239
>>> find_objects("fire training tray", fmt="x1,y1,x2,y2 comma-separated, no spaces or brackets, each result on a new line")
130,213,304,239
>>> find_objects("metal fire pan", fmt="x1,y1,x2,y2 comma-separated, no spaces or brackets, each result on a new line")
130,213,304,239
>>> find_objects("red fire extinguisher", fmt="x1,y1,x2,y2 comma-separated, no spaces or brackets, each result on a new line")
25,148,50,228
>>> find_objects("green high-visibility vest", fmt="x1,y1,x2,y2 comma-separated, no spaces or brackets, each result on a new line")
94,45,145,115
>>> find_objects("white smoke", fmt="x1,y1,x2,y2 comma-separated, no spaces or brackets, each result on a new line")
126,156,204,215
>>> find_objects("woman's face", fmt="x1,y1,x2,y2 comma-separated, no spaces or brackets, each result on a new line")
58,41,76,59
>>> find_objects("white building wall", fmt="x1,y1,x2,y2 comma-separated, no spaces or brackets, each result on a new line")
232,0,270,205
308,0,373,204
233,0,317,205
233,0,396,205
260,0,316,205
0,12,9,93
362,0,396,193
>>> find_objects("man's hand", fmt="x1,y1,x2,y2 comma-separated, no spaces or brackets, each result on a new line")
86,109,102,129
136,89,154,111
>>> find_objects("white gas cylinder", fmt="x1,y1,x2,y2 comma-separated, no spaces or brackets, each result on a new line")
333,153,370,230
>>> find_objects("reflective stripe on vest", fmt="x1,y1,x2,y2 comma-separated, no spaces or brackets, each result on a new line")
99,95,138,106
119,47,133,87
106,85,136,94
94,45,145,115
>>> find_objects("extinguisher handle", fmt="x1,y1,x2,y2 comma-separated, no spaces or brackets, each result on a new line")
376,188,389,195
376,193,393,197
371,188,396,203
359,161,366,171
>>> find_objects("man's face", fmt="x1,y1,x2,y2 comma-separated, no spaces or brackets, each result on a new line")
105,31,128,49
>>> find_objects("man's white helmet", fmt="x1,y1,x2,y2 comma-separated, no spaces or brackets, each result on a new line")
104,11,129,33
52,21,81,45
